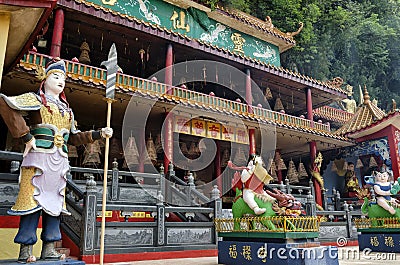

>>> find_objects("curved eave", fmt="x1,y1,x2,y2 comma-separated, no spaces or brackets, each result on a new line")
0,0,56,73
162,0,296,52
207,10,295,53
347,111,400,139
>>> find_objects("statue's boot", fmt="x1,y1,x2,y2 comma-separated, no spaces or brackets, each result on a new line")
40,242,65,261
17,244,36,263
254,206,266,215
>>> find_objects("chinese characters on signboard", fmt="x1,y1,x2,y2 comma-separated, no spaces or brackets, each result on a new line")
174,115,248,144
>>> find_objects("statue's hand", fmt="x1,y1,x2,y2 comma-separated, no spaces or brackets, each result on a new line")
23,136,37,157
101,127,113,138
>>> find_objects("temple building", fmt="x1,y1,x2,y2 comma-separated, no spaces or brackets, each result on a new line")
1,0,397,263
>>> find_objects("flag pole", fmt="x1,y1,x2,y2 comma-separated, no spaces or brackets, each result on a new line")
99,43,118,265
100,98,113,265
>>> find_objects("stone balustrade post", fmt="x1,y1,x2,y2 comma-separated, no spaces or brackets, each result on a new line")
81,174,97,256
110,158,119,201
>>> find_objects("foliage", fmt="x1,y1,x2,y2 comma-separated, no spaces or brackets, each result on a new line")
229,0,400,111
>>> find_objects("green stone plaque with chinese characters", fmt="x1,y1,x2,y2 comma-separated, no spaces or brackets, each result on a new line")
85,0,281,66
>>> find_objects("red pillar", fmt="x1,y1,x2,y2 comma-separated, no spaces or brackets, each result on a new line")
306,87,322,206
50,9,64,58
215,141,222,193
306,87,313,121
245,69,256,155
389,126,400,180
164,44,173,173
165,44,173,95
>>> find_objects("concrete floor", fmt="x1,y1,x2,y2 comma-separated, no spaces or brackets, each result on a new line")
102,247,399,265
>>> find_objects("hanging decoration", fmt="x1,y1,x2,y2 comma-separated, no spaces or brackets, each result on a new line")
100,33,103,51
83,141,101,166
79,41,91,64
221,148,230,167
331,160,338,172
269,160,278,182
287,160,299,184
123,135,139,168
202,64,207,85
180,142,189,156
124,39,129,55
274,97,284,112
68,145,79,158
276,157,287,171
342,161,348,172
145,134,157,164
298,159,308,179
264,86,273,100
146,45,150,62
369,156,378,168
188,142,199,158
155,134,163,154
291,91,295,110
331,158,348,176
139,48,145,63
233,146,247,165
356,158,364,168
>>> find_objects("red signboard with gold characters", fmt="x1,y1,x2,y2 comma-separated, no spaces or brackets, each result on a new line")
174,116,248,144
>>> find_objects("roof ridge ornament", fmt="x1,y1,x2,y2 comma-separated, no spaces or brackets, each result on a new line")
363,85,370,104
286,22,304,37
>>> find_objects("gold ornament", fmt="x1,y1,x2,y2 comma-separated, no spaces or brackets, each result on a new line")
287,160,299,184
79,41,91,64
356,158,364,168
274,97,284,112
264,86,273,100
369,156,378,168
233,146,247,165
123,136,139,168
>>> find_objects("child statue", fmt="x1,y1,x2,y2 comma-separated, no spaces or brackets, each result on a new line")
0,59,113,262
373,171,398,215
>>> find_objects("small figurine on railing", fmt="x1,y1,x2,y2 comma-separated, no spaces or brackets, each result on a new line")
0,59,113,263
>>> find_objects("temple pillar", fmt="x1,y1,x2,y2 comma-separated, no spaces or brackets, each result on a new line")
0,12,10,86
163,44,173,173
215,141,222,193
245,69,256,155
165,43,173,95
306,87,323,207
50,9,64,58
389,126,400,180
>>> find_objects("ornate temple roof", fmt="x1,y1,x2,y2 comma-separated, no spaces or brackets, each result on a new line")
335,88,386,136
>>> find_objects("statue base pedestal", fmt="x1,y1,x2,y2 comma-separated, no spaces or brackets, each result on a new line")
0,259,85,264
218,232,339,265
358,228,400,252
